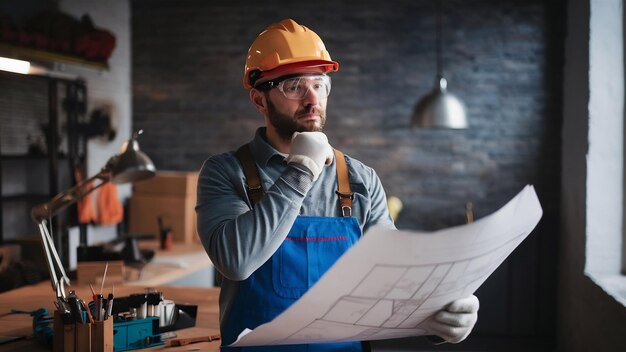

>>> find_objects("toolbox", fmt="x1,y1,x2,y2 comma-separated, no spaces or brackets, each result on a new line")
113,317,163,351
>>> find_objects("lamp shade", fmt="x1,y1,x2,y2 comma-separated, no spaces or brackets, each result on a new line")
109,138,156,184
411,77,467,129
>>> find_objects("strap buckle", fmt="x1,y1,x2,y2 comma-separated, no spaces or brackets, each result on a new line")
336,191,354,217
336,191,354,200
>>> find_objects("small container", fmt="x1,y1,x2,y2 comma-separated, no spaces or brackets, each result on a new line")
53,311,113,352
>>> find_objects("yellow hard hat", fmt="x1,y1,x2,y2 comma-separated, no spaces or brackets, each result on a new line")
243,18,339,89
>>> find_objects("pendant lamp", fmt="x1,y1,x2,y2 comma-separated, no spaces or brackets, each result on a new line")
411,0,468,129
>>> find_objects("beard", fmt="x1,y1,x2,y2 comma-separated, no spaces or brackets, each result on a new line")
267,99,326,141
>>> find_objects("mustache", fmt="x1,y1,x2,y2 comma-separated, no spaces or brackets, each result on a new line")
295,107,324,118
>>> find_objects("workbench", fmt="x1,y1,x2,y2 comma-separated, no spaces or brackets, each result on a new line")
0,242,221,351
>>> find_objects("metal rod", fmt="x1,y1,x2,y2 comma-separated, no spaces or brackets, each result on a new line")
47,79,61,260
31,170,110,223
38,222,59,294
41,220,69,287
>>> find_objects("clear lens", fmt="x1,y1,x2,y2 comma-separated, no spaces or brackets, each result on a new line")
277,75,331,100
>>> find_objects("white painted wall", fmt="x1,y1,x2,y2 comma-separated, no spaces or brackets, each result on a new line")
586,0,624,278
559,0,626,350
57,0,131,243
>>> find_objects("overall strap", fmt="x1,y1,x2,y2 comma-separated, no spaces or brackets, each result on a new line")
235,144,353,216
334,149,353,217
235,144,264,206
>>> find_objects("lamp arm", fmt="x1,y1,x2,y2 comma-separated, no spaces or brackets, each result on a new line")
31,169,111,223
38,221,68,296
31,167,112,297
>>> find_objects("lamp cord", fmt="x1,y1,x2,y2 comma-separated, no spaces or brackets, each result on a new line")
436,0,443,78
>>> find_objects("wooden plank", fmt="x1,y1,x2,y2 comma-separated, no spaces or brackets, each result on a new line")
76,261,125,286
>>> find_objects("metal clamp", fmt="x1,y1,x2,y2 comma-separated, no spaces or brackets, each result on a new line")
336,191,354,217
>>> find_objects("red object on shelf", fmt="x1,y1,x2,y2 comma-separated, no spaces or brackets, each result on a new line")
75,29,116,61
0,11,117,64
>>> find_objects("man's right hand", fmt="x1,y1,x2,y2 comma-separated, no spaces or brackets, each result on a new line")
422,295,479,344
285,131,334,181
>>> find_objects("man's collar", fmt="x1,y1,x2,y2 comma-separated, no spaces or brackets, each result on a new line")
249,127,287,166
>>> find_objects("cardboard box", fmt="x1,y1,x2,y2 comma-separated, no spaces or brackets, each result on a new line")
129,171,198,244
133,171,198,196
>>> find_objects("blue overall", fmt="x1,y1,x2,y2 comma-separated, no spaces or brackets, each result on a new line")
222,215,363,352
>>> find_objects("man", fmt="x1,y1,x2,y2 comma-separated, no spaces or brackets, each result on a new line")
196,18,479,352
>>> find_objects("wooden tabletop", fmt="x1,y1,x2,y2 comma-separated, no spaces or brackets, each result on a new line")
0,261,221,351
0,282,221,351
127,240,214,288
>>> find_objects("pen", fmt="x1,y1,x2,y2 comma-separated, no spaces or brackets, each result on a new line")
80,299,94,324
104,292,114,320
95,294,104,321
89,283,97,302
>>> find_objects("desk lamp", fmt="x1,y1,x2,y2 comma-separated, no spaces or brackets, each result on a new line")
31,130,156,298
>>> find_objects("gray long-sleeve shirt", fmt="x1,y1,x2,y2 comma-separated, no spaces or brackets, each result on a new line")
196,127,396,328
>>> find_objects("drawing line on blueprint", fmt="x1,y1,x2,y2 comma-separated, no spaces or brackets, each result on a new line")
282,230,529,342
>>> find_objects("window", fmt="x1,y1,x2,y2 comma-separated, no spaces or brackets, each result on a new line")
585,0,626,305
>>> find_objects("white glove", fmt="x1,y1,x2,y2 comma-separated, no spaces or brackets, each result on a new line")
285,131,334,181
421,295,479,344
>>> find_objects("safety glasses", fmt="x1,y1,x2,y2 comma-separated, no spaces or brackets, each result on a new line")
255,74,332,100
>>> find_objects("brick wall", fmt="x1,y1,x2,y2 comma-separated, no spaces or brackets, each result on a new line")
132,0,561,229
132,0,563,345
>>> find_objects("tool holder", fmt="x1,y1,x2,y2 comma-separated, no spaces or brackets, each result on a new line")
53,311,113,352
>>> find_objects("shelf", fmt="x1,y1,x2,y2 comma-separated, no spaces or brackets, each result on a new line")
0,42,109,71
1,67,82,245
1,194,49,202
1,154,49,160
1,154,66,160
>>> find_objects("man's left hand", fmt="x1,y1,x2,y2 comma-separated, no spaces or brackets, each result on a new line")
422,294,479,344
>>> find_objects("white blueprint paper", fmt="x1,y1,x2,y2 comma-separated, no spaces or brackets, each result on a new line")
231,185,543,346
